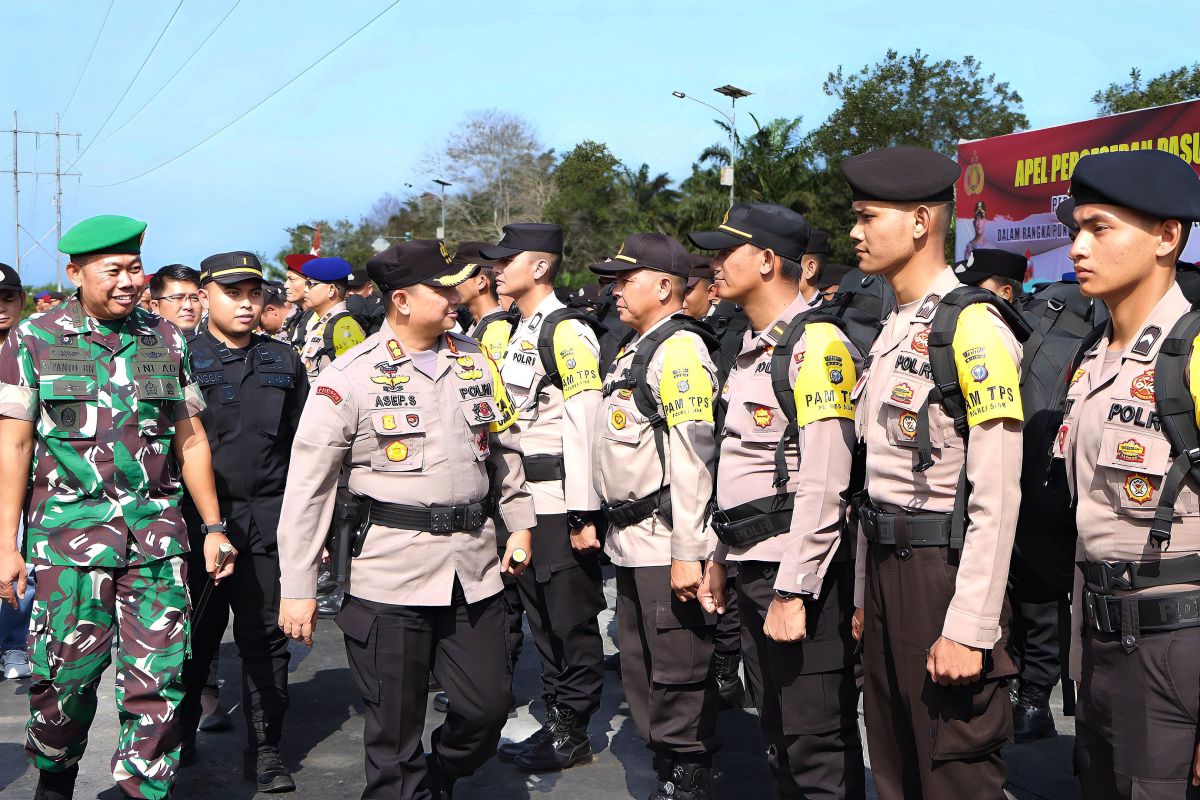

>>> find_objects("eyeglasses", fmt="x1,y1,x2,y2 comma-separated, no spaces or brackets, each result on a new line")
154,293,201,305
303,280,325,290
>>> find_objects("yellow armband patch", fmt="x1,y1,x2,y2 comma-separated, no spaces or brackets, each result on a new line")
792,322,857,427
479,319,512,363
553,322,601,400
1188,333,1200,431
330,316,366,356
658,336,714,428
484,352,518,433
952,304,1023,426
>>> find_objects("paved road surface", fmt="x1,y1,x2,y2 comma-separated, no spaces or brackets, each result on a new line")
0,574,1079,799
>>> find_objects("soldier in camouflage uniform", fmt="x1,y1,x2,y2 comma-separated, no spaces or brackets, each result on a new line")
0,215,231,800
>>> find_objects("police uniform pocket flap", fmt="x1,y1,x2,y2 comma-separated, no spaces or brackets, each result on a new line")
880,375,932,413
601,400,640,444
1097,426,1170,475
655,598,717,631
39,377,97,400
460,399,500,428
335,600,375,645
740,398,785,443
373,411,425,435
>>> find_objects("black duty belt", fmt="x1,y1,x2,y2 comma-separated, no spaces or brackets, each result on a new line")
1082,587,1200,634
857,496,952,559
364,497,493,534
602,486,672,529
523,454,566,483
711,494,795,547
1078,555,1200,593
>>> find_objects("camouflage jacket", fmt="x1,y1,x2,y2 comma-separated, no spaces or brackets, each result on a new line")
0,297,205,567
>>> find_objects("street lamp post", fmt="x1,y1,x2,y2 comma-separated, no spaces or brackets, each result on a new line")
672,85,752,207
433,179,451,240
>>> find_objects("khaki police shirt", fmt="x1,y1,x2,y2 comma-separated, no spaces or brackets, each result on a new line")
592,313,718,567
713,292,862,596
277,329,536,606
853,267,1024,650
1059,282,1200,592
500,292,602,515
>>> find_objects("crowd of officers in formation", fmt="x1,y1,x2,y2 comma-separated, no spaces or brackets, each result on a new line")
0,143,1198,800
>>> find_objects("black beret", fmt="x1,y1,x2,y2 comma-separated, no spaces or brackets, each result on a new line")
367,240,474,291
1069,150,1200,223
479,223,563,260
687,203,811,261
199,251,263,285
954,249,1028,284
1055,198,1079,232
840,146,961,203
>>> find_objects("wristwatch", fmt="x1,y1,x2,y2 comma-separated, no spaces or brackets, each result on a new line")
566,511,594,529
201,519,228,536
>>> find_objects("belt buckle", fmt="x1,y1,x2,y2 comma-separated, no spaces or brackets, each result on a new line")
1098,560,1133,592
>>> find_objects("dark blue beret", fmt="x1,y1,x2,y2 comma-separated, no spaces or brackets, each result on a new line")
300,257,353,282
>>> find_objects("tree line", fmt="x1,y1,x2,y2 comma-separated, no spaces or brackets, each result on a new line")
277,53,1200,288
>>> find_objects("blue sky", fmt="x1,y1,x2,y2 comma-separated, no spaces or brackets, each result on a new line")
1,0,1196,287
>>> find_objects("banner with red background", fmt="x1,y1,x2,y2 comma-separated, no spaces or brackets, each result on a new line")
956,99,1200,285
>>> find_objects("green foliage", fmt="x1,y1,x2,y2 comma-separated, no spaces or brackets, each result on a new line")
1092,64,1200,116
543,141,631,283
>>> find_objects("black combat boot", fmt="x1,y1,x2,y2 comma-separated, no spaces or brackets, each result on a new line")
513,702,592,772
711,650,746,708
649,758,711,800
497,694,557,762
423,752,456,800
1013,680,1057,743
33,764,78,800
244,708,296,792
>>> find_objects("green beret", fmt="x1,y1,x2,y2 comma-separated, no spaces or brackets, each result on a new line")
58,215,147,256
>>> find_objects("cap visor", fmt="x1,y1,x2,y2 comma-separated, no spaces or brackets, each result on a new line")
686,230,746,251
589,260,624,275
953,267,990,285
423,262,478,288
478,244,525,260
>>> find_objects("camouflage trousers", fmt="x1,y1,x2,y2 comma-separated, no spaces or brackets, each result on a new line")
26,556,190,800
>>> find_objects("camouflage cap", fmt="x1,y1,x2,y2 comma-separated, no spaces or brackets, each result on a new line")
58,214,147,256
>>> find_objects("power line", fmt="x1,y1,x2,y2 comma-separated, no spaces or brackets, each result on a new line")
89,0,402,188
95,0,243,148
69,0,186,170
61,0,117,121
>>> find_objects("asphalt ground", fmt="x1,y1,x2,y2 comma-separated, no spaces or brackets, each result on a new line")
0,574,1079,799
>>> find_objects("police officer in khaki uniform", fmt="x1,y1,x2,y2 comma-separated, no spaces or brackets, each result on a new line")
692,204,866,799
1052,150,1200,799
591,233,720,800
275,240,536,800
297,257,367,379
484,223,607,772
843,147,1024,800
457,242,516,364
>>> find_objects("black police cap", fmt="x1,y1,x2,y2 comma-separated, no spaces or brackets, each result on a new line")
804,229,829,256
450,241,497,279
689,253,714,281
841,146,961,203
816,262,853,291
479,223,563,260
0,263,21,291
199,251,264,286
1069,150,1200,223
590,233,692,278
954,249,1027,284
367,240,475,291
687,203,811,261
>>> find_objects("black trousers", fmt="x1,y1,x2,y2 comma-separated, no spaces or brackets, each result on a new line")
737,560,865,800
1009,599,1062,688
713,563,741,655
514,513,605,718
615,565,719,760
338,586,511,800
180,520,290,749
1075,623,1200,799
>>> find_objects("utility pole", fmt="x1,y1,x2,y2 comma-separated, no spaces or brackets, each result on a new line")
2,112,81,288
